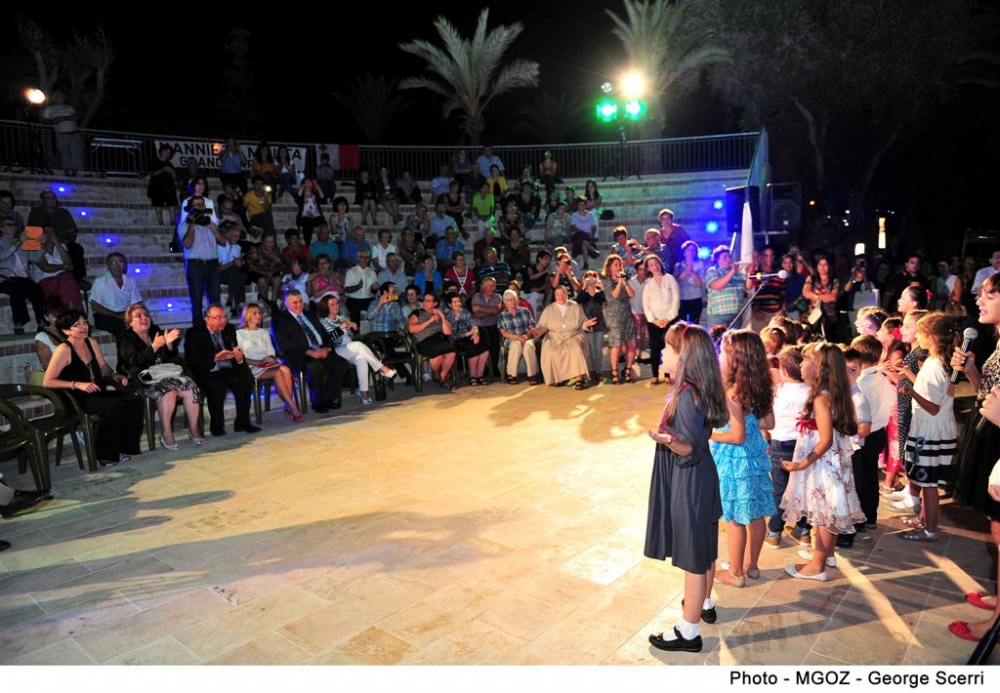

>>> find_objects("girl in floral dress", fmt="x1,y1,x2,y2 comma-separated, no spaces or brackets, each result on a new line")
781,342,865,581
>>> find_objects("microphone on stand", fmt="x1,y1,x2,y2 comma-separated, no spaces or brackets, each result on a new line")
753,270,789,281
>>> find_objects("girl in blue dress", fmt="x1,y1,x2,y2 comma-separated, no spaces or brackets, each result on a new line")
710,329,776,587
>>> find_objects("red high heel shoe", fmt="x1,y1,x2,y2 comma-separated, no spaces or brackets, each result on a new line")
283,404,306,423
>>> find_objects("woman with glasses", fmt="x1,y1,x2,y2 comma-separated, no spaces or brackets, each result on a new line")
43,310,145,467
408,291,458,391
116,303,203,448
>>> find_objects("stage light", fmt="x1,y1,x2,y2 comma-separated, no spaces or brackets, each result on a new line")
713,199,724,211
697,246,711,260
601,82,613,94
596,99,618,123
25,88,46,105
621,72,645,99
166,302,174,309
57,185,67,193
133,267,142,274
79,210,88,217
705,221,719,234
623,100,646,120
103,237,116,246
808,199,816,207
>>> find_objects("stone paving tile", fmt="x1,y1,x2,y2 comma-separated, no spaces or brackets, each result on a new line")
0,381,995,667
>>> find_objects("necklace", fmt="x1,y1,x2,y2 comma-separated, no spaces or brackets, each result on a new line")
71,339,96,382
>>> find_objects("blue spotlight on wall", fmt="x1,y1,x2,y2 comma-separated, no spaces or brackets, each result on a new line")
133,267,142,274
705,221,719,234
712,199,724,211
78,210,89,217
103,237,116,246
697,246,711,260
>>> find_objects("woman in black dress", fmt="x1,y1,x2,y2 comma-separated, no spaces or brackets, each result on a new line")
949,272,1000,642
42,309,144,467
645,322,729,653
147,144,178,226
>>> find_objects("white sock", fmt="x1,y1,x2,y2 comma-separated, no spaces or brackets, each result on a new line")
676,618,700,640
703,597,714,610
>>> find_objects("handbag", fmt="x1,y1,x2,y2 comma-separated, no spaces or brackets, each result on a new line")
806,305,823,325
372,369,388,402
138,363,183,385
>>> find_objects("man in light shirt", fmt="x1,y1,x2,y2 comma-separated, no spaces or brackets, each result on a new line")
90,252,142,336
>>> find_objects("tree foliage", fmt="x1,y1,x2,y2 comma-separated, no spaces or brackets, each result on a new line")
606,0,731,137
332,73,409,144
691,0,997,232
17,16,114,128
214,29,266,139
399,9,539,145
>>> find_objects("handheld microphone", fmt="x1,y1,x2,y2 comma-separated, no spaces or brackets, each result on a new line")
754,270,789,281
951,327,978,384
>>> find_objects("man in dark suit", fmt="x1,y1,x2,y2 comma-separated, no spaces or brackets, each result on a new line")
184,303,259,436
271,288,349,412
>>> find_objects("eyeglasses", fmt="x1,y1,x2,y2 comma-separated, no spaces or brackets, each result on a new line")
207,314,228,321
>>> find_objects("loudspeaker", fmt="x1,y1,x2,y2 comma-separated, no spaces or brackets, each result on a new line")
767,182,802,231
725,185,760,236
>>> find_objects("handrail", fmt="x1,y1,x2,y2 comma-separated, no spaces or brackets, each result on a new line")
0,118,760,183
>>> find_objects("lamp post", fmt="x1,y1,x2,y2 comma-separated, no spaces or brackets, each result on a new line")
596,73,648,182
23,87,51,174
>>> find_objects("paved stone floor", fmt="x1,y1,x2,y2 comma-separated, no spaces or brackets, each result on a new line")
1,377,997,666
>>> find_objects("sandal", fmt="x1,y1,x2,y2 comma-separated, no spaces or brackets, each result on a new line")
573,380,585,390
469,377,480,387
715,561,745,588
624,369,633,384
528,376,539,386
901,516,925,530
507,375,518,385
899,528,939,542
611,370,620,385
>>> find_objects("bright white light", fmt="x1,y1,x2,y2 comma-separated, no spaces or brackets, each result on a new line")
601,82,613,94
25,88,46,105
621,72,645,99
854,243,865,256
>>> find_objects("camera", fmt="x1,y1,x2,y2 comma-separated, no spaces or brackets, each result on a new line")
187,211,212,226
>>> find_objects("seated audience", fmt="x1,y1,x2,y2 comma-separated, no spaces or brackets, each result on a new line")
445,293,490,386
184,303,259,436
317,294,397,404
89,252,143,336
497,289,540,385
116,303,203,449
535,285,598,389
408,291,458,390
237,303,304,423
43,309,145,466
271,289,350,412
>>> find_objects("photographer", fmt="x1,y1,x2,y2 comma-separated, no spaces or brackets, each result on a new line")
179,196,226,326
843,259,879,337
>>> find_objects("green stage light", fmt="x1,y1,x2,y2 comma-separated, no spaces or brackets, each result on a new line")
596,99,618,122
624,99,646,120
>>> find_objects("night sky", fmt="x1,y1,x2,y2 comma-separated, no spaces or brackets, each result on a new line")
5,5,999,247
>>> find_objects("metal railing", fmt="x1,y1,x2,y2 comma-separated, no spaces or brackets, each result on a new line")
0,119,760,182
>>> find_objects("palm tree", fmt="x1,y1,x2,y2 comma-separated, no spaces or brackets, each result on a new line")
398,9,539,145
606,0,730,137
332,73,409,143
511,92,589,143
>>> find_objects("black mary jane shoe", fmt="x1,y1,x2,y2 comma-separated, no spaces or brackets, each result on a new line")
649,628,703,653
681,598,718,624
